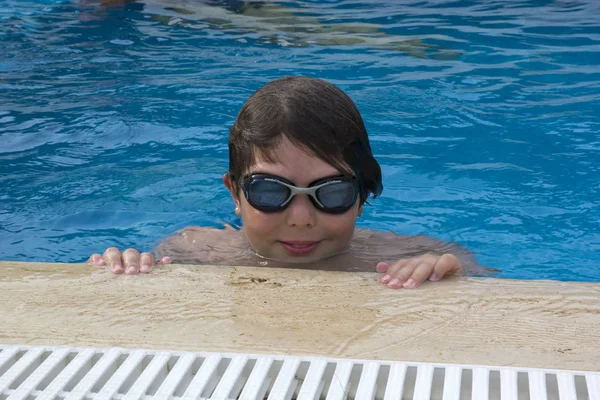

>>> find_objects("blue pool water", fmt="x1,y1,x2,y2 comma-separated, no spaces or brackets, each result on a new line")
1,0,599,281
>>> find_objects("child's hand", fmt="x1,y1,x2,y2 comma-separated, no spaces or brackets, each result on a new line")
376,254,461,289
87,248,172,275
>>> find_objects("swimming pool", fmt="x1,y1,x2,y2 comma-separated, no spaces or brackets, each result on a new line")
1,0,598,281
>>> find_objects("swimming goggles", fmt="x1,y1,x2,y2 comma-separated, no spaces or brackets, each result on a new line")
240,174,359,214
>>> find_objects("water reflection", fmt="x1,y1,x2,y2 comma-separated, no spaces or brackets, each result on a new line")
152,226,496,276
78,0,461,59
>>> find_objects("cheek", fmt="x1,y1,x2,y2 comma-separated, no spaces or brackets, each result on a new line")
322,209,358,241
239,198,282,237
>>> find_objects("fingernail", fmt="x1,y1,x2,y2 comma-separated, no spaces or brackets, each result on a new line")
162,256,172,264
126,266,136,274
381,274,392,284
97,258,105,265
113,264,123,273
140,264,151,273
429,273,439,281
389,278,400,287
403,279,416,288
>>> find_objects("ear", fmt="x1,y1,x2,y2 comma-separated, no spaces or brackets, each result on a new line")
357,203,363,218
222,173,242,216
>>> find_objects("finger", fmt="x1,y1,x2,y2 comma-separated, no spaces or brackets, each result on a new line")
140,252,155,273
385,258,420,289
404,255,438,288
430,254,461,281
86,254,105,266
388,258,420,288
376,262,389,273
380,259,407,284
122,248,141,275
159,256,172,265
103,247,124,274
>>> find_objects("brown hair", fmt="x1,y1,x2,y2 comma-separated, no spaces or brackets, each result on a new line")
228,76,383,204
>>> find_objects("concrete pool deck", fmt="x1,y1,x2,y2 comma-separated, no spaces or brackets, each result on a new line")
0,261,598,372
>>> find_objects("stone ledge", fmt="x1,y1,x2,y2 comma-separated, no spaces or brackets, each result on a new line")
1,261,598,371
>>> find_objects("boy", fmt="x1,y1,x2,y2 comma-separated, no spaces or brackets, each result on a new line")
89,76,482,289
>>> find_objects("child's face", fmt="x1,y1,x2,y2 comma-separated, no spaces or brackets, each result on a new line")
224,136,362,264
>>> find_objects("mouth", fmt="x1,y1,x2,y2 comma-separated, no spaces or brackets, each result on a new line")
279,241,321,255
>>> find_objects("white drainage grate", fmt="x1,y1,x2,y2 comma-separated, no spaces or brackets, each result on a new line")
0,344,598,399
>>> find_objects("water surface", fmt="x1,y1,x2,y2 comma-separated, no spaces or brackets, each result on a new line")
1,0,599,281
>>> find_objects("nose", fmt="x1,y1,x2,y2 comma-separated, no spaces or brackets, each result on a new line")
285,194,317,227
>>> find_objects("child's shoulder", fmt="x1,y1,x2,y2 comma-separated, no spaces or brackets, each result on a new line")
166,224,242,248
178,224,238,236
153,224,249,265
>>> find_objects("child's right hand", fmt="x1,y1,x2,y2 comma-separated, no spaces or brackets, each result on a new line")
87,248,172,275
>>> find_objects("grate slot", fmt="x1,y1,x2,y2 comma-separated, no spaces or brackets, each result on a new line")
121,351,171,399
153,353,196,397
209,355,249,399
586,373,600,400
64,348,123,400
7,347,70,400
345,363,364,399
296,358,327,400
527,370,547,400
413,364,435,400
441,365,461,400
500,369,518,400
179,354,223,399
556,372,576,400
575,375,590,399
430,367,445,400
267,358,301,400
517,371,530,400
239,356,274,400
401,366,419,399
0,348,45,394
373,364,390,400
545,373,559,400
489,371,501,400
37,349,95,400
383,362,407,400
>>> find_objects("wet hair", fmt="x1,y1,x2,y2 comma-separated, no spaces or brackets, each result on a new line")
228,76,383,204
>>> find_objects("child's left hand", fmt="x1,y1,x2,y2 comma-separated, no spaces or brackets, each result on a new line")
376,253,461,289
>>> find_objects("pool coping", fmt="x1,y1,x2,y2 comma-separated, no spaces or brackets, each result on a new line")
1,261,599,372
